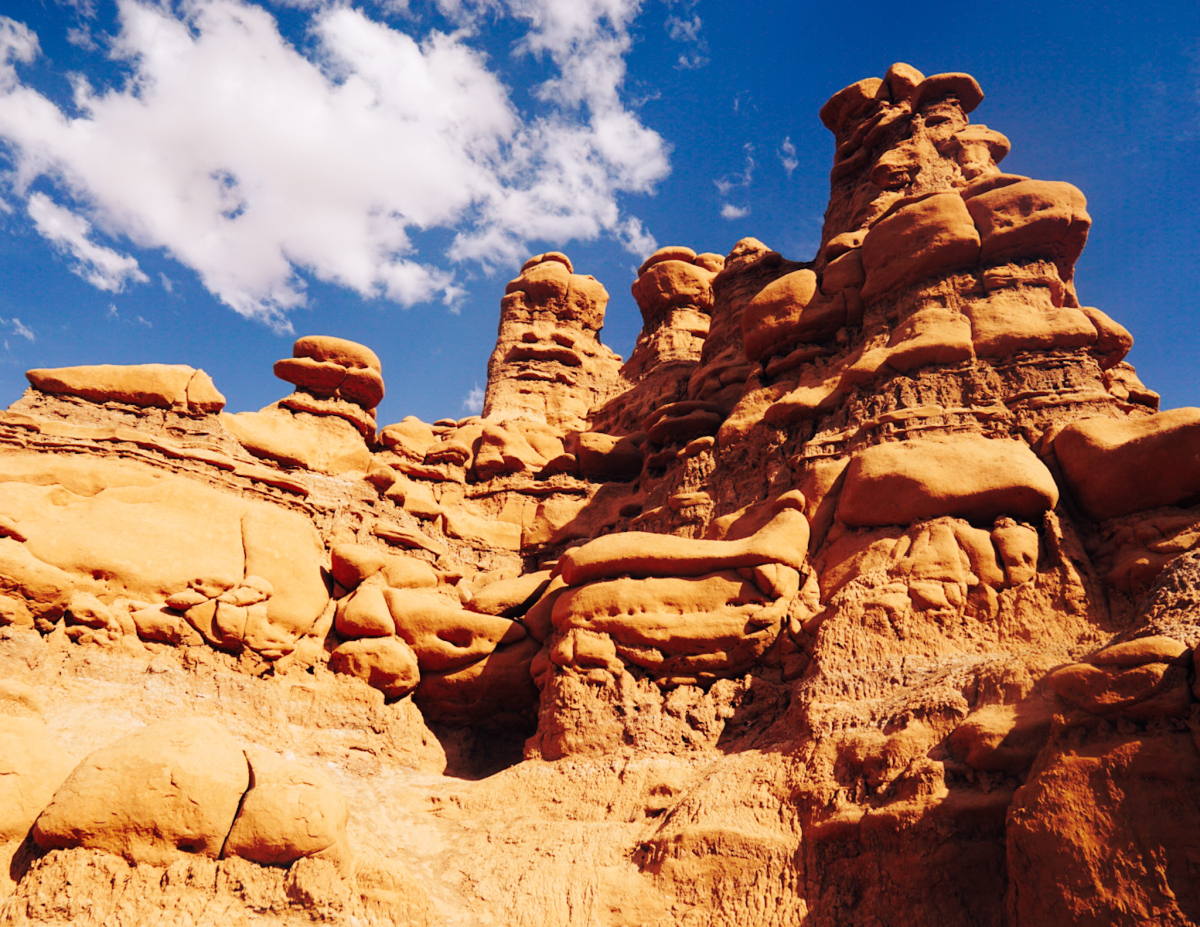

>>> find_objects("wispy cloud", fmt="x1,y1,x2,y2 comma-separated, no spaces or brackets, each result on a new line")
462,382,484,414
0,316,34,341
0,1,669,330
715,144,755,196
26,193,149,293
715,142,754,219
779,136,798,176
663,0,708,70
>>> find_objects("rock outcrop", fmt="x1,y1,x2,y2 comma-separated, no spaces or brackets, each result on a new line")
1,63,1198,927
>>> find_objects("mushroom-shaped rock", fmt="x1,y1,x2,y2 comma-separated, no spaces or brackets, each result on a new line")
557,497,809,587
837,435,1059,527
274,335,384,411
224,748,349,867
32,717,250,867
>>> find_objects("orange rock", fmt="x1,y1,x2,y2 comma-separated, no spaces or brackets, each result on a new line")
327,636,420,698
223,748,349,867
946,700,1053,774
966,179,1090,276
386,589,526,671
330,544,386,591
32,718,249,867
557,501,809,586
378,416,436,460
467,570,553,618
26,364,225,413
741,269,824,362
335,586,394,638
1053,409,1200,520
1088,636,1190,668
837,435,1059,527
293,335,381,372
1047,661,1191,718
860,193,981,300
573,432,643,482
0,712,75,842
222,406,370,475
273,356,345,395
415,637,540,726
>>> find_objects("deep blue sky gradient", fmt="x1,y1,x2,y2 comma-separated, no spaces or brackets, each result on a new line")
0,0,1195,425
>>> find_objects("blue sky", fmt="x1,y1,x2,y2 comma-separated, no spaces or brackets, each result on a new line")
0,0,1196,426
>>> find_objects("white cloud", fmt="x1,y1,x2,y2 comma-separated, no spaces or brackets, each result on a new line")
720,203,748,220
663,0,707,70
462,382,484,414
0,316,34,341
27,192,149,292
0,1,669,329
714,144,755,196
779,136,798,176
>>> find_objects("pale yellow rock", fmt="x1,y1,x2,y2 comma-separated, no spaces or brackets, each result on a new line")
329,544,386,591
32,717,249,867
0,537,73,626
242,505,330,643
224,747,349,866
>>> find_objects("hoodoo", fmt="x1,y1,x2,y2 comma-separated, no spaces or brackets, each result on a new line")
1,65,1197,927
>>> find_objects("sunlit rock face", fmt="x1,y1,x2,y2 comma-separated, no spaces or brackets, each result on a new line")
2,64,1198,927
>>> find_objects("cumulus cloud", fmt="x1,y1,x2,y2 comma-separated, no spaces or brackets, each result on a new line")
27,193,149,292
720,203,747,220
0,0,668,329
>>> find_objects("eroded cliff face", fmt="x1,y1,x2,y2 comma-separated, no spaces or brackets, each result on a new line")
2,63,1199,927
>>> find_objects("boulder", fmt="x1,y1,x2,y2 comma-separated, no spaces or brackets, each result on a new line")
386,589,526,671
328,636,420,699
837,435,1059,527
861,193,980,299
223,748,349,866
0,715,75,842
1053,409,1200,521
966,179,1090,275
32,718,249,867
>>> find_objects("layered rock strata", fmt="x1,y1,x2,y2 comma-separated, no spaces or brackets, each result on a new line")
1,64,1198,927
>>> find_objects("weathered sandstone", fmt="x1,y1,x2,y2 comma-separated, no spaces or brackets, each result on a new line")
1,63,1198,927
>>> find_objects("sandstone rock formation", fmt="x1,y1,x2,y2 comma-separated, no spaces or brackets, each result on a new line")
1,63,1198,927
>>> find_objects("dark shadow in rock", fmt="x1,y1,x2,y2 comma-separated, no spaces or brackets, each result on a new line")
428,720,536,780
